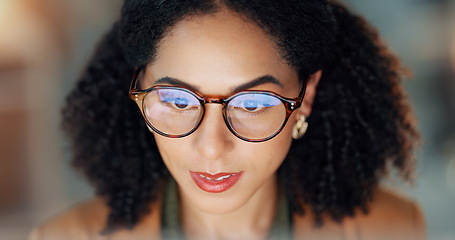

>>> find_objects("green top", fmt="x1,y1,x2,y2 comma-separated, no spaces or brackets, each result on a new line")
161,178,292,240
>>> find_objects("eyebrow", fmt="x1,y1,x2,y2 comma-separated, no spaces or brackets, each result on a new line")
232,75,283,92
154,77,199,92
154,75,283,94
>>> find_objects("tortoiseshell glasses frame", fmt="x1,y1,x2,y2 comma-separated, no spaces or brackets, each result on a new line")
128,68,308,142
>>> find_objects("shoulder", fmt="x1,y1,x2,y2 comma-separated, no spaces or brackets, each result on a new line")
29,198,110,240
293,187,426,240
29,197,162,240
350,187,427,240
362,187,426,228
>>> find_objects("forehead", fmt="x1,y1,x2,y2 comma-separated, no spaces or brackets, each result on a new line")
146,10,299,95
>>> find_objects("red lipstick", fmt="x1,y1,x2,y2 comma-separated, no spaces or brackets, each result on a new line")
190,171,243,193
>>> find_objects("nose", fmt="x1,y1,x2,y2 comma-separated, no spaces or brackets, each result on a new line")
192,104,233,161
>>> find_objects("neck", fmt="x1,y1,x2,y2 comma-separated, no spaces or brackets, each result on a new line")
180,174,279,240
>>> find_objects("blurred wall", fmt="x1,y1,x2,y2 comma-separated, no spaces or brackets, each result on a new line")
342,0,455,239
0,0,454,240
0,1,68,238
0,0,121,239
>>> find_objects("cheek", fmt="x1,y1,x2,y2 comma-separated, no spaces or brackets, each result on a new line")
245,120,294,173
152,134,188,171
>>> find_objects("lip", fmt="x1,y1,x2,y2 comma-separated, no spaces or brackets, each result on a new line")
190,171,243,193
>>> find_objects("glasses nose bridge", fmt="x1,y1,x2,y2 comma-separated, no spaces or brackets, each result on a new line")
203,97,225,105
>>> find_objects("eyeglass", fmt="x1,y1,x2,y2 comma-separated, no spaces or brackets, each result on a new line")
128,68,307,142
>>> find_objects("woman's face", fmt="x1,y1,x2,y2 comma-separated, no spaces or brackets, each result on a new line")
145,10,302,214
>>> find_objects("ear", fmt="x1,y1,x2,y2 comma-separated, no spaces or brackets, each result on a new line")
296,70,322,119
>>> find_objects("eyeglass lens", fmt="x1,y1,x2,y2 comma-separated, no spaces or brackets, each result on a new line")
226,93,285,139
144,88,203,135
143,88,287,140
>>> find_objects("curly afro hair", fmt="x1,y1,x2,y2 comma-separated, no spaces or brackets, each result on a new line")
62,0,419,233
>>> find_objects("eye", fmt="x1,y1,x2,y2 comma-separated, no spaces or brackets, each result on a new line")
158,89,199,111
230,93,281,114
239,99,266,112
165,98,190,110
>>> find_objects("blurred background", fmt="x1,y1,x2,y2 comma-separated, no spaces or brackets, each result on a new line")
0,0,454,239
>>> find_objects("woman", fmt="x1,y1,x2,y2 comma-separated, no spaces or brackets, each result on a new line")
30,0,426,239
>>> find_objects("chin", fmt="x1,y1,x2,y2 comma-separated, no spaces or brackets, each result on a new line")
191,194,248,215
179,178,255,215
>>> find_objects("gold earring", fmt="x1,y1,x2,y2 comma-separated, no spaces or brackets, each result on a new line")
292,115,308,140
